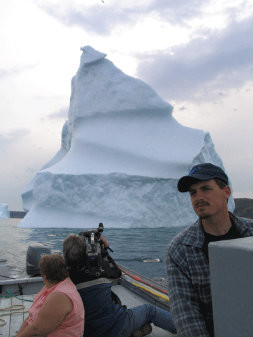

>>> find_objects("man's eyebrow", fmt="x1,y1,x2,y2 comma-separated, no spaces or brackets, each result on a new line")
189,183,212,192
200,184,212,188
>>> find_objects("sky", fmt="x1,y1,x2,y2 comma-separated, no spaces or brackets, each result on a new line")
0,0,252,210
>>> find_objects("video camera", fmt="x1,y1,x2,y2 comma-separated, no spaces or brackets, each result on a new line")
79,223,105,278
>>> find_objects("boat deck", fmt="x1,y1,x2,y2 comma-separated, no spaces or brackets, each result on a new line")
0,264,177,337
0,293,35,337
0,285,176,337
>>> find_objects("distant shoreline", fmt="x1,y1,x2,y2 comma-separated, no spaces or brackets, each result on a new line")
233,198,253,219
9,211,26,218
9,198,253,219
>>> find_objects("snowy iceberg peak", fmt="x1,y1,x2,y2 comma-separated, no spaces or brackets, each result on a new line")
80,45,106,65
69,46,173,122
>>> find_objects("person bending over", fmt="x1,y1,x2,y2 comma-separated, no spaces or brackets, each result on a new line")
63,234,176,337
16,254,84,337
166,163,253,337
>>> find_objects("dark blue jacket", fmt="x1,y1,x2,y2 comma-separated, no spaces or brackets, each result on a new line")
68,252,126,337
78,283,128,337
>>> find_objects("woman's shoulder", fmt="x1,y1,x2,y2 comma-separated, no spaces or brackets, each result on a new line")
52,277,79,294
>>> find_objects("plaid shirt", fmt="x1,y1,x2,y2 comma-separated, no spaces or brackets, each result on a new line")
166,213,253,337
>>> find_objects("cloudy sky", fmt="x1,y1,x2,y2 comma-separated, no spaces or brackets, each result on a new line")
0,0,252,210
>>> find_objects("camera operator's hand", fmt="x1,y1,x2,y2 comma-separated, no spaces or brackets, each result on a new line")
100,236,109,249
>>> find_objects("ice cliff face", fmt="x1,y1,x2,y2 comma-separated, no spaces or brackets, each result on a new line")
20,46,234,228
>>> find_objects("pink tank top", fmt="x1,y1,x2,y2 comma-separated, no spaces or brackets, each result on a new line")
27,277,84,337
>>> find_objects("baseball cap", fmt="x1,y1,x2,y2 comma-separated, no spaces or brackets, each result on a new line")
177,163,229,192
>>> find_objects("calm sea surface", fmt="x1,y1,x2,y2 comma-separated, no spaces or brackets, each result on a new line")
0,218,186,280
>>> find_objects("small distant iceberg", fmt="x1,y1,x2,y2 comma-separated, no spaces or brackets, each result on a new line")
0,204,10,219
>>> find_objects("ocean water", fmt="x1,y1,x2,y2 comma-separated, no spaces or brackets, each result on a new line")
0,218,186,280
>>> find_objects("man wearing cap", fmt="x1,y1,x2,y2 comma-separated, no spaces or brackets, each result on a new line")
166,163,253,337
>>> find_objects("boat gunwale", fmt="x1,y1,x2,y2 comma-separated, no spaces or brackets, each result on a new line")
0,265,169,310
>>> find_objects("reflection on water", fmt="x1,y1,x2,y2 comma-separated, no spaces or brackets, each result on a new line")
0,218,186,279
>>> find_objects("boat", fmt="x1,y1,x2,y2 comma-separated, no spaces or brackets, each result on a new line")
0,264,174,337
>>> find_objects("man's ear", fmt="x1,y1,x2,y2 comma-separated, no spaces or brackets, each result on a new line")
224,185,231,199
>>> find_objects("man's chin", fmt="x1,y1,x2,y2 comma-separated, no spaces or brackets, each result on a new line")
196,209,211,219
199,214,211,220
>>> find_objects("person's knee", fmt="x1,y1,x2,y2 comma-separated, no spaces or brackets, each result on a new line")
145,304,156,318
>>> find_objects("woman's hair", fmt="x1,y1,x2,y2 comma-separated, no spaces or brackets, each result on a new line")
63,234,86,268
40,254,68,284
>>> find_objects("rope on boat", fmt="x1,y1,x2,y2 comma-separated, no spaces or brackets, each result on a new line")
120,267,169,295
0,274,16,280
0,304,28,327
0,290,33,302
6,290,34,302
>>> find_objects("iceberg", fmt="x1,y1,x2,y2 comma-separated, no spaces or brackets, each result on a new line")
20,46,234,228
0,203,10,219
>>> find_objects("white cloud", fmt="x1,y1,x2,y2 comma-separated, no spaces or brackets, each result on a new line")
0,65,37,80
37,1,140,35
48,107,68,119
137,16,252,102
173,82,253,197
0,129,30,148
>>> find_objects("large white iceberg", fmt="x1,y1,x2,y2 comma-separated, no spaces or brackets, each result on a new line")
20,46,234,228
